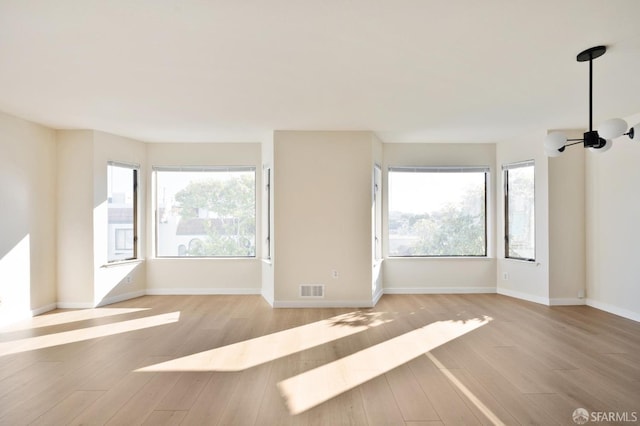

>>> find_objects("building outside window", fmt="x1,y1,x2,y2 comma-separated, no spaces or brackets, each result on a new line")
388,166,488,257
107,162,138,262
155,166,256,257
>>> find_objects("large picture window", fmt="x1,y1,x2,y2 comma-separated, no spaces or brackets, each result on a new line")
388,166,488,257
504,161,535,261
107,162,138,262
155,166,256,257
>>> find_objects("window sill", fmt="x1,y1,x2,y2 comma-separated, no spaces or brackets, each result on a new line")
504,258,540,266
386,256,493,261
152,256,257,261
101,259,144,268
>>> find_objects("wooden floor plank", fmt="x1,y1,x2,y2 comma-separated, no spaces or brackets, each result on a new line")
140,410,187,426
30,390,106,426
385,364,439,422
408,354,482,425
0,294,638,425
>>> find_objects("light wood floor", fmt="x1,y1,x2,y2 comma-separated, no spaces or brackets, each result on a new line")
1,294,639,425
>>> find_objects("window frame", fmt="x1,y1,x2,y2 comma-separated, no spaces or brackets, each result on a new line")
107,161,139,263
153,165,257,259
373,164,382,261
387,166,489,258
503,160,536,262
264,166,271,260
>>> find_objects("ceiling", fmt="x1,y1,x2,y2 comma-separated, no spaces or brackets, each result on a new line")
1,0,640,143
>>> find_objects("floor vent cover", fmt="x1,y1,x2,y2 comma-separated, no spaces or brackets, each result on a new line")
300,284,324,298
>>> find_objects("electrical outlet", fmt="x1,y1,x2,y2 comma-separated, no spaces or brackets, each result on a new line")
331,270,339,279
125,275,132,284
503,272,509,280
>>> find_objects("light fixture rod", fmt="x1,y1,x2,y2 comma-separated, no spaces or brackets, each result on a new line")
576,46,606,133
589,57,593,131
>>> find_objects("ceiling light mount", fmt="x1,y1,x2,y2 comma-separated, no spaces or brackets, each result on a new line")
576,45,607,62
544,45,637,157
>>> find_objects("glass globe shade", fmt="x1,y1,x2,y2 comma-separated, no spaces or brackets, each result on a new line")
598,118,627,139
544,132,567,150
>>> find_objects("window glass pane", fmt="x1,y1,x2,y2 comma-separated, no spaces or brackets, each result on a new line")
506,165,535,260
156,168,256,257
388,170,487,256
108,165,136,262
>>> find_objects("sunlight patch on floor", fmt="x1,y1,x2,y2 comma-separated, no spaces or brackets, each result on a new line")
278,316,491,415
0,311,180,357
136,310,392,372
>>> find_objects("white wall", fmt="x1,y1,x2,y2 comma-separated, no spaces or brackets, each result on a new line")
382,143,497,293
586,112,640,321
0,111,57,324
496,132,549,304
548,130,585,304
273,131,375,307
57,130,95,307
145,142,263,295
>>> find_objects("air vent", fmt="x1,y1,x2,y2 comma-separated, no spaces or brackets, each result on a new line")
300,284,324,298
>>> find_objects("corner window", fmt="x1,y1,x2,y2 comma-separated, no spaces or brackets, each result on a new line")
388,166,488,257
155,166,256,257
504,161,535,261
107,162,138,262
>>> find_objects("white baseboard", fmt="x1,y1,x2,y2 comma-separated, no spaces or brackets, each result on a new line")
31,303,58,316
273,299,377,308
96,290,146,307
384,286,496,295
496,288,550,306
145,287,262,296
372,287,384,305
586,298,640,323
56,302,94,309
549,298,586,306
261,290,275,307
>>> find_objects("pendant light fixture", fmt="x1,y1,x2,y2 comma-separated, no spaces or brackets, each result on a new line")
544,46,637,157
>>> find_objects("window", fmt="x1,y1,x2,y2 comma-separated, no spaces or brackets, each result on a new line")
373,164,382,260
504,161,535,261
264,167,271,259
388,166,488,257
155,166,256,257
108,162,138,262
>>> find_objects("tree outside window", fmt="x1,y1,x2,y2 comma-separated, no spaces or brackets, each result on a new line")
155,167,256,257
388,167,488,257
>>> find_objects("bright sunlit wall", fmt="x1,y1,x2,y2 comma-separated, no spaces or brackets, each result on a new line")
0,112,57,326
